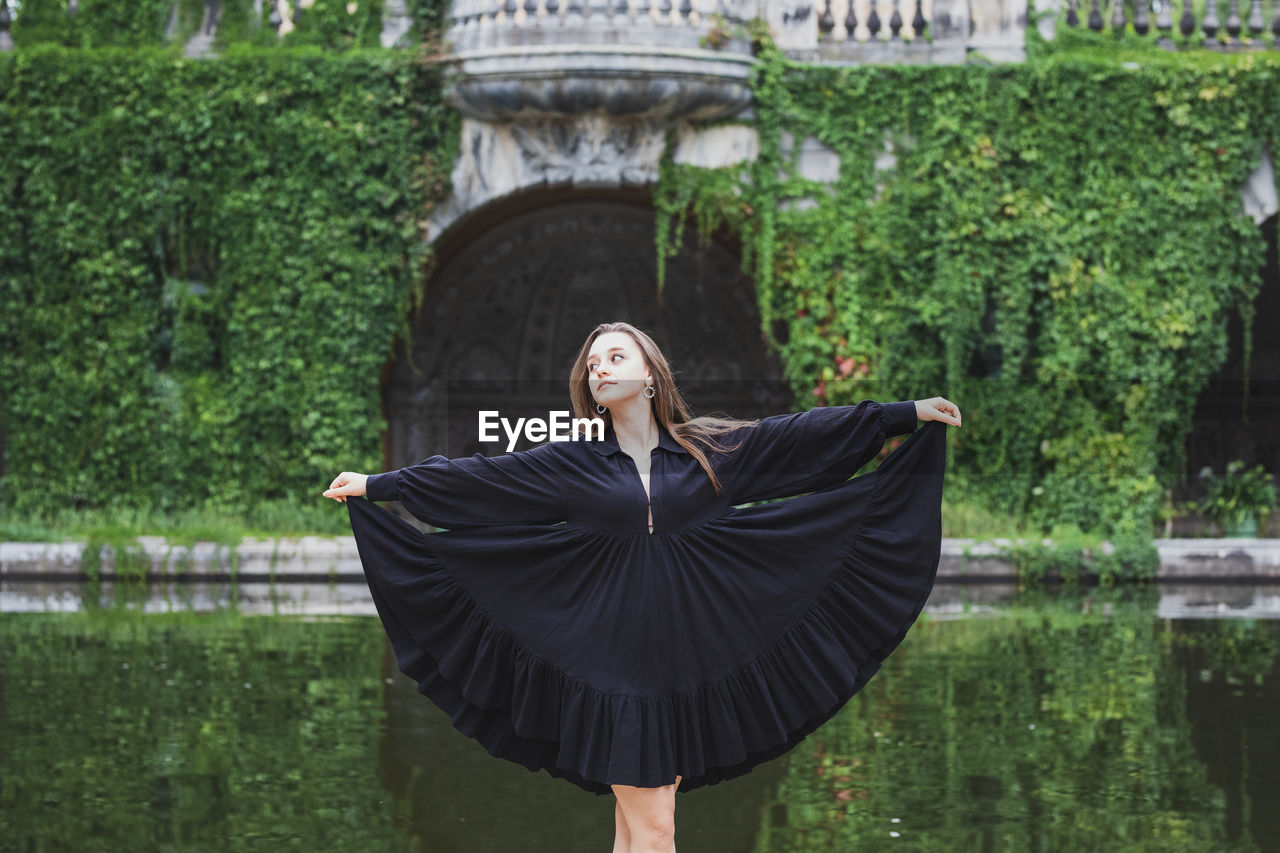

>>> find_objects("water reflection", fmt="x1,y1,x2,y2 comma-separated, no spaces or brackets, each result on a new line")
0,584,1275,852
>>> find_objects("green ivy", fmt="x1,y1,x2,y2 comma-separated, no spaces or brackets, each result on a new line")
9,0,415,52
282,0,388,51
9,0,188,48
658,37,1279,541
0,37,458,519
4,3,1276,548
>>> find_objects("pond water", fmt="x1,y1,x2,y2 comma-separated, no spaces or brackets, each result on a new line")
0,582,1276,853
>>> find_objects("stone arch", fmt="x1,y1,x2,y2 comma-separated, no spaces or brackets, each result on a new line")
382,190,792,470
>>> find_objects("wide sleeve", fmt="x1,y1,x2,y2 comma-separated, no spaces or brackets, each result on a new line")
720,399,918,505
364,440,569,529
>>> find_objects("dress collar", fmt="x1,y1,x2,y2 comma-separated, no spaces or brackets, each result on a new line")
589,421,689,457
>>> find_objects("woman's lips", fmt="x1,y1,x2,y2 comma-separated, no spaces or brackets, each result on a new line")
598,381,615,391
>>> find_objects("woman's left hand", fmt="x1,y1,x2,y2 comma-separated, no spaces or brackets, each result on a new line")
323,471,369,502
915,397,962,427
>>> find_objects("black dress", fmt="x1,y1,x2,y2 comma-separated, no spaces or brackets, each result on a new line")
346,400,947,795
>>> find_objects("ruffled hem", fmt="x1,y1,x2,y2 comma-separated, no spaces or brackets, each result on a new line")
347,420,946,795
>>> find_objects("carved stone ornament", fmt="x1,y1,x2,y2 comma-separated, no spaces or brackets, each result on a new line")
428,116,672,241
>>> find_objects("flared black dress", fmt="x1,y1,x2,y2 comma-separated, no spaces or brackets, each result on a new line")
346,399,947,795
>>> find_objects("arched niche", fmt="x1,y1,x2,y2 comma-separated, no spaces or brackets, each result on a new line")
383,191,793,471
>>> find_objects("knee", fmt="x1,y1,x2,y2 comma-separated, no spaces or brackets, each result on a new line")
634,815,676,850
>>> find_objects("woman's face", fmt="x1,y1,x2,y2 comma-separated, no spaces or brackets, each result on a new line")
586,331,653,410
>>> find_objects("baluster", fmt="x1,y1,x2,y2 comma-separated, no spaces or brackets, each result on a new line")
0,1,11,52
1225,0,1241,40
457,0,474,48
678,0,693,21
889,0,903,37
485,0,498,44
567,0,584,20
1134,0,1150,34
635,0,651,21
1088,0,1103,30
868,0,882,39
524,0,539,19
845,0,859,39
546,0,560,18
1110,0,1126,32
1066,0,1079,27
449,0,463,42
911,0,925,37
268,0,282,34
502,0,517,23
1156,0,1174,43
1179,0,1196,36
820,0,835,36
1245,0,1262,36
1202,0,1220,44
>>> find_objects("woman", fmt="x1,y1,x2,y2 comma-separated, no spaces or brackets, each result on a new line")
325,322,960,852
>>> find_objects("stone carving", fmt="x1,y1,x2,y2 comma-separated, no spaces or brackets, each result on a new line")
429,116,734,241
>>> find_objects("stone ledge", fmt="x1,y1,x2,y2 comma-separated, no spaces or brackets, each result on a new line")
940,538,1280,580
5,579,1280,619
4,538,1280,580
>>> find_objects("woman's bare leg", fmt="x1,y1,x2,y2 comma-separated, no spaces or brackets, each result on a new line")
611,775,682,853
612,795,632,853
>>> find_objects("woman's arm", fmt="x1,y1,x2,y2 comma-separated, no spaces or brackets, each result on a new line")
719,398,958,505
324,441,569,529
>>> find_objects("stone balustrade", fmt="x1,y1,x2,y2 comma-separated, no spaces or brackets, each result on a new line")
1,0,1278,60
443,0,758,121
1041,0,1280,48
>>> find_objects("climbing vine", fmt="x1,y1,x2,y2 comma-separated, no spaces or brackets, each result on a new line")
658,37,1279,540
8,0,397,52
0,10,457,521
3,0,1277,547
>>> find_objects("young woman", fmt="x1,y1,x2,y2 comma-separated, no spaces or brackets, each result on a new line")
325,322,960,852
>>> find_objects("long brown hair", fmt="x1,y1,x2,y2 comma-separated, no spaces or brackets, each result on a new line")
568,322,759,494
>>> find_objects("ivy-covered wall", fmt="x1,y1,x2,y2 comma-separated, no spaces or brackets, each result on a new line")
658,36,1280,541
2,0,1276,544
7,0,402,52
0,2,456,521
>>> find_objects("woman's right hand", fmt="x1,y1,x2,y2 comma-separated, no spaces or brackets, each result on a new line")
323,472,369,503
914,397,962,427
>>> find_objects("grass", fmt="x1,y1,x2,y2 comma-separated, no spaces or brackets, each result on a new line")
0,498,353,546
941,498,1041,540
1,496,1028,544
